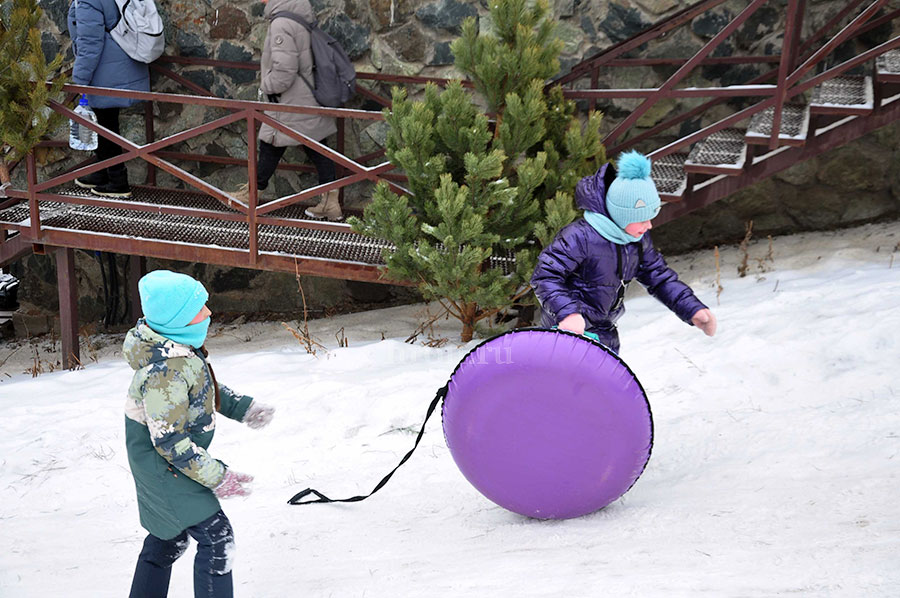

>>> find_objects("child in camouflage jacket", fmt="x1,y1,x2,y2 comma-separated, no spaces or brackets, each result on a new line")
123,270,275,598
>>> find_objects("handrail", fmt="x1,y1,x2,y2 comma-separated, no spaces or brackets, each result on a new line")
602,0,769,147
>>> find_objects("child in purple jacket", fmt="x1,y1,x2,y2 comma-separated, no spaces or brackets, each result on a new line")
530,151,716,353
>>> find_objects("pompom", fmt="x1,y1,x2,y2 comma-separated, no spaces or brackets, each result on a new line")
615,151,652,180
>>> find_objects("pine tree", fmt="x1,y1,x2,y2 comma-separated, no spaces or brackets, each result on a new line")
351,0,605,341
0,0,67,187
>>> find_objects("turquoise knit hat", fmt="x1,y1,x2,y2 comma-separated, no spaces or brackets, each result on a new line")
606,151,662,229
138,270,209,330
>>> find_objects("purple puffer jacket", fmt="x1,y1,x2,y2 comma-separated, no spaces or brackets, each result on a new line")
530,163,706,352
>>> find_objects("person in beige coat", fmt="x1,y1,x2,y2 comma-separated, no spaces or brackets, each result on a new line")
233,0,342,220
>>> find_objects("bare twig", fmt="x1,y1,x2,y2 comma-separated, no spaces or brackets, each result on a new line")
714,245,723,305
0,345,22,370
406,304,450,345
674,347,705,374
282,259,328,355
335,327,349,348
737,220,753,278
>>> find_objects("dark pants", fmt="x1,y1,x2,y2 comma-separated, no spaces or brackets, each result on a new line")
256,140,336,190
129,510,234,598
93,107,128,184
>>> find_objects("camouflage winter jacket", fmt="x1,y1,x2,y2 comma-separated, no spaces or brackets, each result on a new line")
123,322,253,539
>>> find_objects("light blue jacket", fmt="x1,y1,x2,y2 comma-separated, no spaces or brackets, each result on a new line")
67,0,151,108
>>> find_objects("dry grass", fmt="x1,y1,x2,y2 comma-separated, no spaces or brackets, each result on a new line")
405,305,450,347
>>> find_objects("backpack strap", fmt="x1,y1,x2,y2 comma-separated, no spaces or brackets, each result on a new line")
269,11,317,93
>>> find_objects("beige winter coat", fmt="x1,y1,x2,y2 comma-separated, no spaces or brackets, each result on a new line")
258,0,337,147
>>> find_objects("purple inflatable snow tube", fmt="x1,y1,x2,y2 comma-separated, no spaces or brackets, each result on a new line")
442,329,653,519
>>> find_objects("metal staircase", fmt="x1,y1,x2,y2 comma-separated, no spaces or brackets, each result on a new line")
640,55,900,225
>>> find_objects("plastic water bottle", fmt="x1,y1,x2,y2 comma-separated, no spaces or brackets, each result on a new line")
69,95,98,151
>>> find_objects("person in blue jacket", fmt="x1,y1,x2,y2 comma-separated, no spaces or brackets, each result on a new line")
67,0,151,198
531,151,717,353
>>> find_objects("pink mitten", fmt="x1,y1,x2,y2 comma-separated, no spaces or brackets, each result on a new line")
213,469,254,499
558,313,586,335
243,401,275,430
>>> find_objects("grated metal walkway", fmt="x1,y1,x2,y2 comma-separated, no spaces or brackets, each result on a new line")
0,185,517,274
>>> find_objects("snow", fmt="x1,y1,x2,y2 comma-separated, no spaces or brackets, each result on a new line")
1,220,899,597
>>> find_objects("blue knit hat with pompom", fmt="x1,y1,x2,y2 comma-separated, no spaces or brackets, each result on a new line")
606,151,661,229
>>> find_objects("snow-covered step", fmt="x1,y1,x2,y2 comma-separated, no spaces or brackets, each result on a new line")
809,75,874,115
745,103,810,147
683,128,747,176
650,152,688,201
876,49,900,83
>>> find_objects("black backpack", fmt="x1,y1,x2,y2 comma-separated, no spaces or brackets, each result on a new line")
271,11,356,107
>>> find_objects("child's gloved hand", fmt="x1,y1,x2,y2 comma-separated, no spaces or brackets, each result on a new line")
243,401,275,430
558,313,586,335
213,469,254,499
691,308,717,336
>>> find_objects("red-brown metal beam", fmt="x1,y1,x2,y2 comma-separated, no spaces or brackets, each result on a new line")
798,0,868,55
564,85,776,99
23,227,396,284
769,0,806,150
556,0,731,85
144,101,157,186
150,64,218,97
127,254,145,324
0,231,32,266
603,0,768,146
787,0,889,88
55,245,80,369
656,94,900,226
27,153,40,240
247,113,259,265
604,56,782,67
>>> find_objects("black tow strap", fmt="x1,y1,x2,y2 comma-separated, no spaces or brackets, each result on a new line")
287,384,449,505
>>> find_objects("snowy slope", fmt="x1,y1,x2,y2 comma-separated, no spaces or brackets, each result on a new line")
0,221,898,597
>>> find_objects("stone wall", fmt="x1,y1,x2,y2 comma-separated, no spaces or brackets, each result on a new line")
8,0,900,331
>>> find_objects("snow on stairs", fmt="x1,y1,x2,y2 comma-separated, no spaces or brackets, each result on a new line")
746,103,810,147
650,152,688,202
809,75,874,116
876,49,900,83
683,128,747,176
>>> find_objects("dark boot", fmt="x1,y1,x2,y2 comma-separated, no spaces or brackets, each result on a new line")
91,165,131,199
74,169,109,190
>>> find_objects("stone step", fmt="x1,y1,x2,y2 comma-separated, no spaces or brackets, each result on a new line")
745,103,810,147
876,49,900,83
809,75,874,115
684,128,747,176
651,152,688,201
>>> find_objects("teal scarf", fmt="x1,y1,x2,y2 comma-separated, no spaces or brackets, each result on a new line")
583,211,643,245
146,317,211,349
